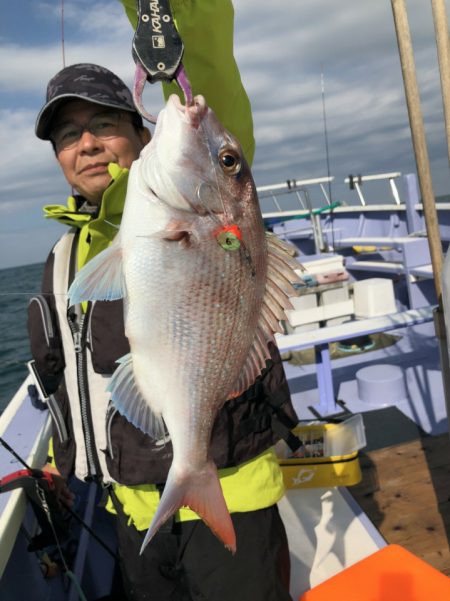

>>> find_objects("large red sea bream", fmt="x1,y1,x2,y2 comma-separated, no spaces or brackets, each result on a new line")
69,94,300,554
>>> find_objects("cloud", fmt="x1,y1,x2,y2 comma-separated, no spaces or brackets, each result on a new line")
36,0,130,39
0,108,64,210
0,222,66,270
234,0,449,197
1,0,450,269
0,1,158,106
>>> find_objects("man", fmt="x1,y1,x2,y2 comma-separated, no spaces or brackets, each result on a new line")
28,2,297,600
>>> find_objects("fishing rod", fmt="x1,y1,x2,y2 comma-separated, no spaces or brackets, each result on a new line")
0,435,117,560
0,436,33,471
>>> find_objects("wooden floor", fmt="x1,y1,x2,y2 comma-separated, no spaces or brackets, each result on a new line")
350,433,450,576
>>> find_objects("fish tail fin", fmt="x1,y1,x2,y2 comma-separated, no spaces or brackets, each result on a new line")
140,461,236,555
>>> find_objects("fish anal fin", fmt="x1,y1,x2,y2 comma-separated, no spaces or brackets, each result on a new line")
68,235,124,305
140,462,236,555
107,353,165,439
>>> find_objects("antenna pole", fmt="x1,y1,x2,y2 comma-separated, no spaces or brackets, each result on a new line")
320,65,332,204
61,0,66,67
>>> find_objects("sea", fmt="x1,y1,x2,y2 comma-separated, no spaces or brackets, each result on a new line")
0,262,44,412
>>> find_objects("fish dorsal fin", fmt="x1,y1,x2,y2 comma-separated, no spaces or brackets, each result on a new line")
68,235,125,305
107,353,166,440
230,233,301,397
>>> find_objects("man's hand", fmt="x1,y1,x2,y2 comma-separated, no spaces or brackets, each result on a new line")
43,464,75,509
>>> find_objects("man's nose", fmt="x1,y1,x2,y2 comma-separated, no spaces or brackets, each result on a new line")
78,129,102,151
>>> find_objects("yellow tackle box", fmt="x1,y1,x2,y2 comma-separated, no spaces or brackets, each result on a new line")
278,421,363,489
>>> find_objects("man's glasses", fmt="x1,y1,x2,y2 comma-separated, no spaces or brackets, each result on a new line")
51,111,130,152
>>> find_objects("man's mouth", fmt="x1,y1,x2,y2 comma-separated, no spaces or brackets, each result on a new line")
79,162,109,175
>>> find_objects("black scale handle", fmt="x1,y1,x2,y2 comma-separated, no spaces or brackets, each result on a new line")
132,0,184,82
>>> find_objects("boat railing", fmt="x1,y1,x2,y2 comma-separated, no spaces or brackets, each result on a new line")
258,172,404,219
257,177,334,216
343,172,402,206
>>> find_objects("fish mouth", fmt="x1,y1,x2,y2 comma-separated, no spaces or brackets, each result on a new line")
169,94,207,129
144,94,217,215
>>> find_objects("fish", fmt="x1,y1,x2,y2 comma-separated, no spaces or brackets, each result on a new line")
68,93,300,554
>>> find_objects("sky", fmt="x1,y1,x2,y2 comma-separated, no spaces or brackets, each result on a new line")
1,0,450,269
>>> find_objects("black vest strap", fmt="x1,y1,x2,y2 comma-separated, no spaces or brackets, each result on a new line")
270,419,303,453
237,385,301,452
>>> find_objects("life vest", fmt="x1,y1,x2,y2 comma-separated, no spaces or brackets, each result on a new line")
28,230,299,485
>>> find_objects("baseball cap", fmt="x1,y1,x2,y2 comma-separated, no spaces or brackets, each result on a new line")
35,63,142,140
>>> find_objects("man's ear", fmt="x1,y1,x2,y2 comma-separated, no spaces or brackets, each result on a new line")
140,127,151,146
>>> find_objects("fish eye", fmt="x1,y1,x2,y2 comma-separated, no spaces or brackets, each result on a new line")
219,149,241,175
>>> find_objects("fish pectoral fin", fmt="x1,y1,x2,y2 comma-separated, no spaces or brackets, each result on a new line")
140,462,236,555
152,218,195,242
107,353,166,440
68,235,125,305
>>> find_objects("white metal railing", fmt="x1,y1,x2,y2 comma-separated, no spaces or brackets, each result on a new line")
257,176,334,212
343,172,402,206
257,172,403,216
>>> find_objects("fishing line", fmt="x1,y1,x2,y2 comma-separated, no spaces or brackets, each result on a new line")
0,292,69,296
0,436,118,560
192,99,257,276
61,0,66,68
183,101,259,371
196,104,232,224
103,220,120,230
0,434,90,599
195,183,221,225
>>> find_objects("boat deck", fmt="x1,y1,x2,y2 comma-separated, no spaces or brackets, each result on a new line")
350,432,450,576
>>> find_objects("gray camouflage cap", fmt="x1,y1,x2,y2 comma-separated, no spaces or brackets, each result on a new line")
35,63,142,140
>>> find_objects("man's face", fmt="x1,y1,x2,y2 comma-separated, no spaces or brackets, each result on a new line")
53,100,150,205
